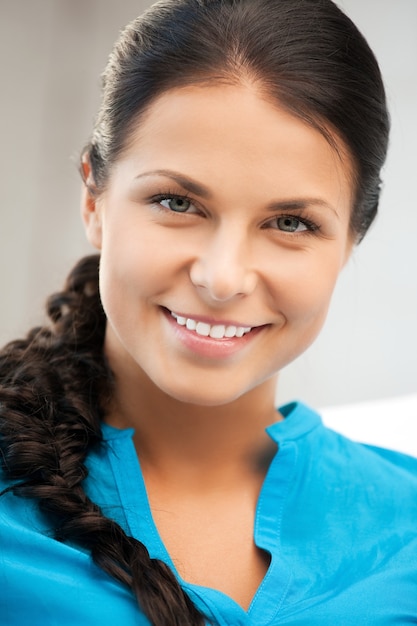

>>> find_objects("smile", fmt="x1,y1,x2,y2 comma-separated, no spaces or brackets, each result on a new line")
170,311,252,339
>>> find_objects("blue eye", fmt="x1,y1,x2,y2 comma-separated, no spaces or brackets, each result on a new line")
160,197,192,213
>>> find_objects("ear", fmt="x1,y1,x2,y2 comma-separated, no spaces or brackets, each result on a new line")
80,157,103,250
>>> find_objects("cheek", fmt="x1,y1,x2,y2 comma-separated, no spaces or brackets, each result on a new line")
270,250,343,324
100,219,158,285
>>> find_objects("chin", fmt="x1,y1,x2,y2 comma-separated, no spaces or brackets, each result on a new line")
159,379,247,408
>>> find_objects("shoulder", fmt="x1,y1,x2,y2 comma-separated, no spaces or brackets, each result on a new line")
0,469,148,625
316,420,417,500
360,442,417,476
273,401,417,502
321,423,417,483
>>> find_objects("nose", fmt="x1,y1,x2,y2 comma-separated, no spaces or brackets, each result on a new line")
189,226,257,303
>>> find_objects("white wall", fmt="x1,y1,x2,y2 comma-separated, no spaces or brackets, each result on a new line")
1,0,416,409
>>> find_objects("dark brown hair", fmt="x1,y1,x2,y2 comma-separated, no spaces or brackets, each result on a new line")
0,1,389,624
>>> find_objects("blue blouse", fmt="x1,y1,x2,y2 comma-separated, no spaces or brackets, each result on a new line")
1,402,417,625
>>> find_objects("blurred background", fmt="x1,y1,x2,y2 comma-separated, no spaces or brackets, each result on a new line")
0,0,416,409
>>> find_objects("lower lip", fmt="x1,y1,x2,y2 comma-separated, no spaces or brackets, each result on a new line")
162,309,264,360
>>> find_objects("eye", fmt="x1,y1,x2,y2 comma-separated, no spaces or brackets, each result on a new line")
264,214,320,233
159,196,195,213
275,216,308,232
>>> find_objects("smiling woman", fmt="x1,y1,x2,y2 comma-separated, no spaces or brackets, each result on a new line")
0,1,416,625
84,84,353,408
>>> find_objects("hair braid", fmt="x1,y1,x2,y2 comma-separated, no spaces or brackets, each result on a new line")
0,255,207,626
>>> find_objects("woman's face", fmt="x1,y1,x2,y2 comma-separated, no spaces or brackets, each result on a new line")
83,84,354,406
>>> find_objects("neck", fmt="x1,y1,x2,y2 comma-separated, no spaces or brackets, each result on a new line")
104,360,281,484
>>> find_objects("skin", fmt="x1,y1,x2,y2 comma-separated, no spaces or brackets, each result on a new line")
82,82,354,608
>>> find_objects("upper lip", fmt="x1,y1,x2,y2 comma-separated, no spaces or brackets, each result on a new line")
165,307,262,329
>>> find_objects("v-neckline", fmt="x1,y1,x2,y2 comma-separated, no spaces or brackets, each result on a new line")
100,402,321,624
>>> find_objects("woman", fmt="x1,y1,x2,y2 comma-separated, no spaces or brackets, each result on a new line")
1,0,416,624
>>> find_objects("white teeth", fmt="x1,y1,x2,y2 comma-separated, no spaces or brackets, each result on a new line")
196,322,210,336
186,318,197,331
170,311,252,339
210,325,226,339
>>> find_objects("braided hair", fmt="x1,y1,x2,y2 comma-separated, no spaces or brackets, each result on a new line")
0,255,206,625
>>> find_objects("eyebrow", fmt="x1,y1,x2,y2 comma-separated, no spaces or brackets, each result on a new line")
135,169,339,217
135,169,212,199
265,198,340,218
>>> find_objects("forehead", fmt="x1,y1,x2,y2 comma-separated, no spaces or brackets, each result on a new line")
115,83,354,210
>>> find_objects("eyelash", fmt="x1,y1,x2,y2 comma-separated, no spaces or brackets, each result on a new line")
149,192,321,234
